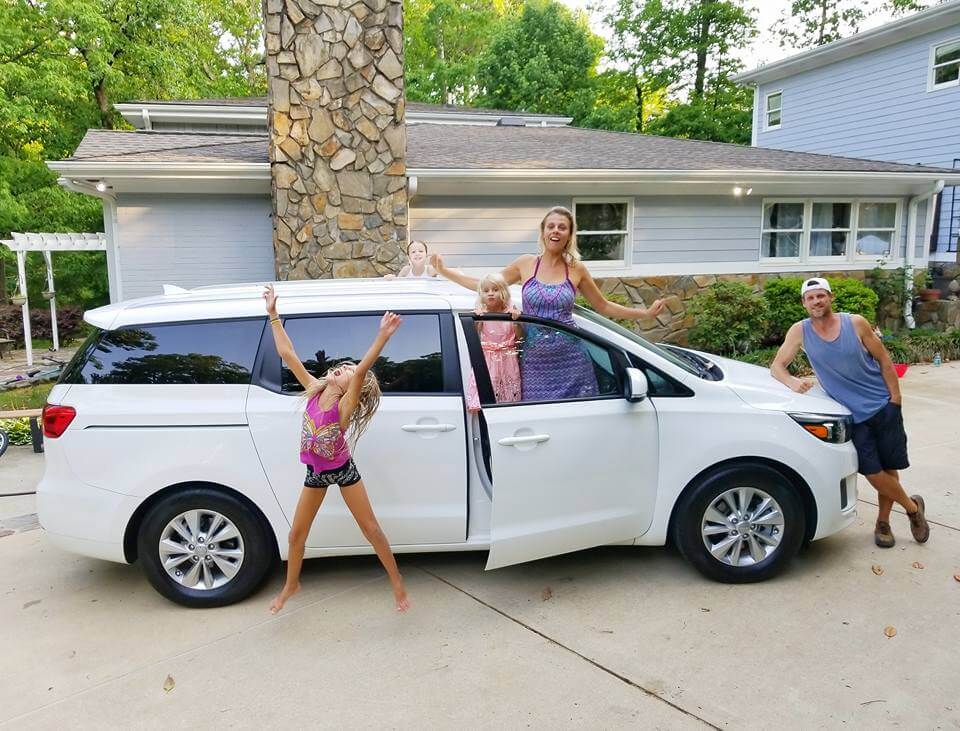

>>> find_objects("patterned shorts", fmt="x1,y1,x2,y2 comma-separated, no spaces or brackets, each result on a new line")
304,458,361,488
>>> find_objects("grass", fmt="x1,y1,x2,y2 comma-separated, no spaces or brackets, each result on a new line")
0,382,54,411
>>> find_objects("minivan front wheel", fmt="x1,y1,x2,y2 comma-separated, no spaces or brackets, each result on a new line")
138,488,274,608
674,465,805,583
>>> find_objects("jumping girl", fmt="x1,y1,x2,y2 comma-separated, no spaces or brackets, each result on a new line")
384,240,437,279
474,274,522,404
263,284,410,614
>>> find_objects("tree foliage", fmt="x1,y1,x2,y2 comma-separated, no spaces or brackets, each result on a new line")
475,0,605,123
772,0,869,48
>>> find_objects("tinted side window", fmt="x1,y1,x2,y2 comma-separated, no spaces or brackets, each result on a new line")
66,320,261,385
282,314,444,394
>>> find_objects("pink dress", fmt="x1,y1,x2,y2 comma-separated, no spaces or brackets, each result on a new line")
479,319,522,403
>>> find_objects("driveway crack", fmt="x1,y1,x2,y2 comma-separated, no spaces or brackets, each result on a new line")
416,565,721,730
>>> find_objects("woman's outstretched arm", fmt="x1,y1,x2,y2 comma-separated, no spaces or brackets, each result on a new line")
575,265,666,320
263,284,316,390
430,253,526,292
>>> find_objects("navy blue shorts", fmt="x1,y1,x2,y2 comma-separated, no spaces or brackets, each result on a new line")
852,401,909,476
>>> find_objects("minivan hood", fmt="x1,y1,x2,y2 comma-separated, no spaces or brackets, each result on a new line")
691,350,850,416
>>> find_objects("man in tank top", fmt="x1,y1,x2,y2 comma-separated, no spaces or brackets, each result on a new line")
771,278,929,548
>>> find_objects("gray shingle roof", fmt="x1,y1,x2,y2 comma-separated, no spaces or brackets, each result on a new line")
67,125,957,174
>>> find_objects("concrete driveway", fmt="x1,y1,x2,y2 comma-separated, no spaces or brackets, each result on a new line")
2,364,959,729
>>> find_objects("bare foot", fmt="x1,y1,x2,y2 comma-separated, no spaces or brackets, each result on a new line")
393,582,410,613
269,582,300,614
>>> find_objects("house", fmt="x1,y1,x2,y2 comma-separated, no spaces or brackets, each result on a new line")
735,0,960,264
49,97,959,342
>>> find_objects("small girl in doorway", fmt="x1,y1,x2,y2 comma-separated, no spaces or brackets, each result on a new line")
263,284,410,614
474,274,522,404
384,240,437,279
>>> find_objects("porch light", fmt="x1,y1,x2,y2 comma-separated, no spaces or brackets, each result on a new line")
732,186,753,197
95,180,108,192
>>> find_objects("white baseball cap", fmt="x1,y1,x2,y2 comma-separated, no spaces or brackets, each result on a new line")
800,277,832,297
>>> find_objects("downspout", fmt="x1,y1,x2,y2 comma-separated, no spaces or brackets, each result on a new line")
904,179,944,328
58,178,123,303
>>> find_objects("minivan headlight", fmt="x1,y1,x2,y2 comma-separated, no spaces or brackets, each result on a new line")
788,413,852,443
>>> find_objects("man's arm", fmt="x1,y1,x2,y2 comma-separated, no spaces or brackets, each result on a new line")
852,315,901,404
771,322,812,393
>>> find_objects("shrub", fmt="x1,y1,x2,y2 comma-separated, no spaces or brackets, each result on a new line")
688,280,768,355
763,276,879,342
0,418,33,446
0,305,83,345
866,266,908,313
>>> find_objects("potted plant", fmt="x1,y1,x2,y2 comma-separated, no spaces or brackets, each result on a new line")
914,269,940,302
41,289,55,300
10,292,27,306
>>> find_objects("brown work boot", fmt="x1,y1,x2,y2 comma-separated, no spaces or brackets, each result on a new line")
907,495,930,543
874,521,895,548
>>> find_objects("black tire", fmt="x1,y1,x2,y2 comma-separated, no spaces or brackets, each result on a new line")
137,487,275,608
0,429,8,458
673,463,806,584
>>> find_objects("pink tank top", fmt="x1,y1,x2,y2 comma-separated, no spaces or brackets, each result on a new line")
300,395,351,471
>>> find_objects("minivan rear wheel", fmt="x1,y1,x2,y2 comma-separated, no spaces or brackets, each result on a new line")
674,464,805,583
138,488,274,608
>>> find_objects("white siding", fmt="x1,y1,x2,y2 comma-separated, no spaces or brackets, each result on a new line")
116,194,275,300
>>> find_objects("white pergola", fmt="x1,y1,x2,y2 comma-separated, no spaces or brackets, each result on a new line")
1,232,107,366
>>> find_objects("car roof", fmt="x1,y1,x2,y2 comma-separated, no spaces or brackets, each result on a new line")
86,278,486,329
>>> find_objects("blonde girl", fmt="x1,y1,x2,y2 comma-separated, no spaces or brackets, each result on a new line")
474,274,522,404
384,240,436,279
263,284,410,614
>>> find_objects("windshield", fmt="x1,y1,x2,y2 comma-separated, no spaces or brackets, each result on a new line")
573,305,701,376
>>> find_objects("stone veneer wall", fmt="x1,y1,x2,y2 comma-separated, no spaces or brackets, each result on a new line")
264,0,407,279
594,270,879,345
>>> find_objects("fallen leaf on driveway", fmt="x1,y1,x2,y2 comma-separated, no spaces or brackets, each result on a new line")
700,607,711,612
911,561,924,569
871,565,884,575
884,626,897,638
163,675,175,692
540,586,553,601
954,574,960,583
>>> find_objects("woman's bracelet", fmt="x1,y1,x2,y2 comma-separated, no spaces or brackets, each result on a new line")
269,317,281,324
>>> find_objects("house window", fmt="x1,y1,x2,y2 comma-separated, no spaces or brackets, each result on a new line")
856,202,897,257
760,199,900,263
810,202,851,258
764,91,782,129
573,199,630,263
930,38,960,90
761,201,803,259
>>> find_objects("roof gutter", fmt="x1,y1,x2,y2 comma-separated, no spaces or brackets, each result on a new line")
903,179,945,329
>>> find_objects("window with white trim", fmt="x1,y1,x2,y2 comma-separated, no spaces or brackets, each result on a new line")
573,199,630,263
855,202,897,258
761,201,803,258
760,199,900,263
931,38,960,90
764,91,782,129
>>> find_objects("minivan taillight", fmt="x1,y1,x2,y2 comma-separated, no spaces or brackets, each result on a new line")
42,405,76,438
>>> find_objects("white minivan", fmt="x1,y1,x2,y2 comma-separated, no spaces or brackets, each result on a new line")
37,278,858,607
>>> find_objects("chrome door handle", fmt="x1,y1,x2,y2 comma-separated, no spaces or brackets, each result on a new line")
498,434,550,446
401,424,456,433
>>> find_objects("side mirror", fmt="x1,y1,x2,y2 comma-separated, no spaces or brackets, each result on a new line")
625,367,648,402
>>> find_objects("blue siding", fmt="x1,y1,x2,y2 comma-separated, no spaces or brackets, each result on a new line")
754,25,960,255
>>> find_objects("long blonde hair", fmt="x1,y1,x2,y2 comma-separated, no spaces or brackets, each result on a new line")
302,365,382,445
537,206,581,264
476,273,512,312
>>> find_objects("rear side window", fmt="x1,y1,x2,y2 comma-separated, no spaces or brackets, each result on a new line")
64,320,262,385
281,314,444,393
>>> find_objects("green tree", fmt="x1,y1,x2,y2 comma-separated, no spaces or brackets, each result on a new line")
475,0,605,123
772,0,869,48
405,0,519,106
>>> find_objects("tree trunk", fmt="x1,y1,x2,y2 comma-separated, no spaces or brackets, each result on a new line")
817,0,829,45
694,0,709,99
94,79,113,129
635,80,644,133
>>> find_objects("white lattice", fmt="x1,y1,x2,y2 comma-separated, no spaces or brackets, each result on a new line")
2,232,107,252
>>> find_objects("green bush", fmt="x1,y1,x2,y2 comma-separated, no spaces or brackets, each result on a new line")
763,276,879,342
866,266,908,313
688,280,768,355
0,418,33,446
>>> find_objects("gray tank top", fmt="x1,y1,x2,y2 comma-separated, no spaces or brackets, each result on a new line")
802,313,889,423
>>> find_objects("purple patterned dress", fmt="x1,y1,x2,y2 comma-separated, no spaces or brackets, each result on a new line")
520,258,599,400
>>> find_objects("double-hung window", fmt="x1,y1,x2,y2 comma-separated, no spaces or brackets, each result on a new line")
930,38,960,91
760,199,900,263
573,199,631,265
764,91,782,130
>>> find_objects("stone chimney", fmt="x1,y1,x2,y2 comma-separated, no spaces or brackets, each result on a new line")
264,0,407,279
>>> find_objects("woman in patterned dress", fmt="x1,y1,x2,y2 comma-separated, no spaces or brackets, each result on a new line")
430,206,666,400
